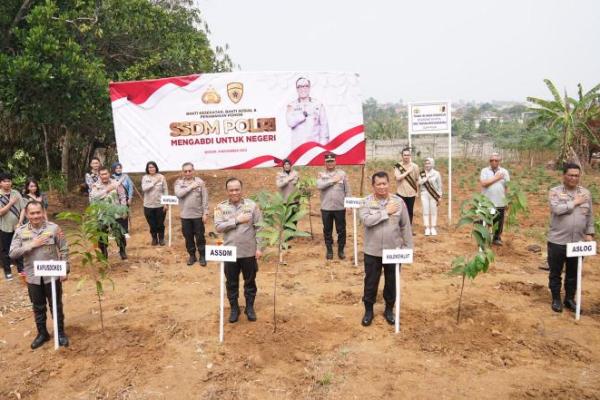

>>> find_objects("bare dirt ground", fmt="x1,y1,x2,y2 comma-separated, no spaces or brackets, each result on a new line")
1,159,600,400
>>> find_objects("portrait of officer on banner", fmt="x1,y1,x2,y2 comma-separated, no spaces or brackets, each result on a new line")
286,77,330,151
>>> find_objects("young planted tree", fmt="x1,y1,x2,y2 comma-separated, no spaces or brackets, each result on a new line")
450,194,497,323
297,175,317,238
504,181,529,229
57,202,127,330
253,190,310,332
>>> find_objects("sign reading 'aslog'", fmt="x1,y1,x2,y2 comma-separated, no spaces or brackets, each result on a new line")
567,241,597,258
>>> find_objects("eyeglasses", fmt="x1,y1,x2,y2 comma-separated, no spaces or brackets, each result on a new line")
566,174,580,178
296,84,310,89
489,159,500,162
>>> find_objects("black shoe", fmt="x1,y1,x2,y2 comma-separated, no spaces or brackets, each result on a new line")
551,298,563,313
159,239,166,246
384,304,395,325
30,331,50,349
119,249,128,260
187,254,197,266
564,298,577,312
326,246,333,260
229,302,240,323
151,236,158,246
4,272,13,281
245,299,257,322
338,248,345,260
361,304,374,326
493,239,503,246
199,256,207,267
58,333,69,347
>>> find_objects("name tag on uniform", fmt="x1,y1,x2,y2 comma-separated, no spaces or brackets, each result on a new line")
205,245,237,262
34,260,67,277
567,241,597,257
160,195,179,205
383,249,413,264
344,197,364,209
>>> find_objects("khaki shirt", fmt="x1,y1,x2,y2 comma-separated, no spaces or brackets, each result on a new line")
214,198,263,258
174,177,209,219
90,179,127,206
276,170,299,202
0,189,24,233
395,162,420,197
359,194,413,257
9,221,68,285
548,185,595,245
141,174,168,208
316,169,351,211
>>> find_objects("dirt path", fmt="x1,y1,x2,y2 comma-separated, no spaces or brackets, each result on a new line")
1,162,599,399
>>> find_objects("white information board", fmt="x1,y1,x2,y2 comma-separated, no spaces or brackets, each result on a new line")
160,195,179,205
382,249,414,264
34,260,67,277
206,245,237,262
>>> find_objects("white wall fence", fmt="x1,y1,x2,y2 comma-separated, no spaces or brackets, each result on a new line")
366,136,521,161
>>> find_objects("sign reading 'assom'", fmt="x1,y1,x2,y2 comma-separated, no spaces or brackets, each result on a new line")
205,245,237,262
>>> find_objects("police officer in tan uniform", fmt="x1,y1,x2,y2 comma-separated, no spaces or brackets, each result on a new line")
174,162,209,266
359,171,413,326
317,153,351,260
214,178,263,323
547,163,595,313
394,148,420,225
9,201,69,348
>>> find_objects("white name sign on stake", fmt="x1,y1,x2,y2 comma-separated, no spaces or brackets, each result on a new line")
566,241,596,322
160,195,179,205
34,260,67,350
383,249,414,264
34,260,67,277
206,245,237,262
344,197,364,209
567,241,597,257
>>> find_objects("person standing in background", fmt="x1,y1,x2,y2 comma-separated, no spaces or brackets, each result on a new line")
0,172,25,280
141,161,168,246
480,152,510,245
418,158,442,236
394,148,419,225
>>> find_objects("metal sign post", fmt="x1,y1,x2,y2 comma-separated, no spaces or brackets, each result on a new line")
160,195,179,247
382,249,414,333
205,245,237,342
408,101,452,224
34,260,67,350
566,241,597,321
344,197,364,267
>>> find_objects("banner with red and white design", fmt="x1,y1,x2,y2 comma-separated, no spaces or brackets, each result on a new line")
109,71,364,172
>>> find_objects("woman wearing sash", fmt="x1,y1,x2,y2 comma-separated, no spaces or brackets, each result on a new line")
418,157,442,236
394,148,420,224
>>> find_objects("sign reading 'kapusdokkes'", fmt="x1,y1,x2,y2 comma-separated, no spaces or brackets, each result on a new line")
109,72,365,172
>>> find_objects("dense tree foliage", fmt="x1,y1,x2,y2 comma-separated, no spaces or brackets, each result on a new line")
0,0,232,187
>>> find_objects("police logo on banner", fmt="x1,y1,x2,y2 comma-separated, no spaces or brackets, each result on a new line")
227,82,244,104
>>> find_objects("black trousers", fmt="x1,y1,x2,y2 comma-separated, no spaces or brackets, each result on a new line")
548,242,578,298
98,219,126,256
120,213,129,234
28,280,65,333
363,254,396,305
144,207,166,237
399,195,416,224
321,209,346,248
0,230,23,273
225,256,258,302
493,207,506,240
181,218,206,256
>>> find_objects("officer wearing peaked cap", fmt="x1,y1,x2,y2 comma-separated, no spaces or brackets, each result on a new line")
316,152,351,260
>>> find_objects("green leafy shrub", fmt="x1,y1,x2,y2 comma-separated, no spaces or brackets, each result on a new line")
57,202,127,330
